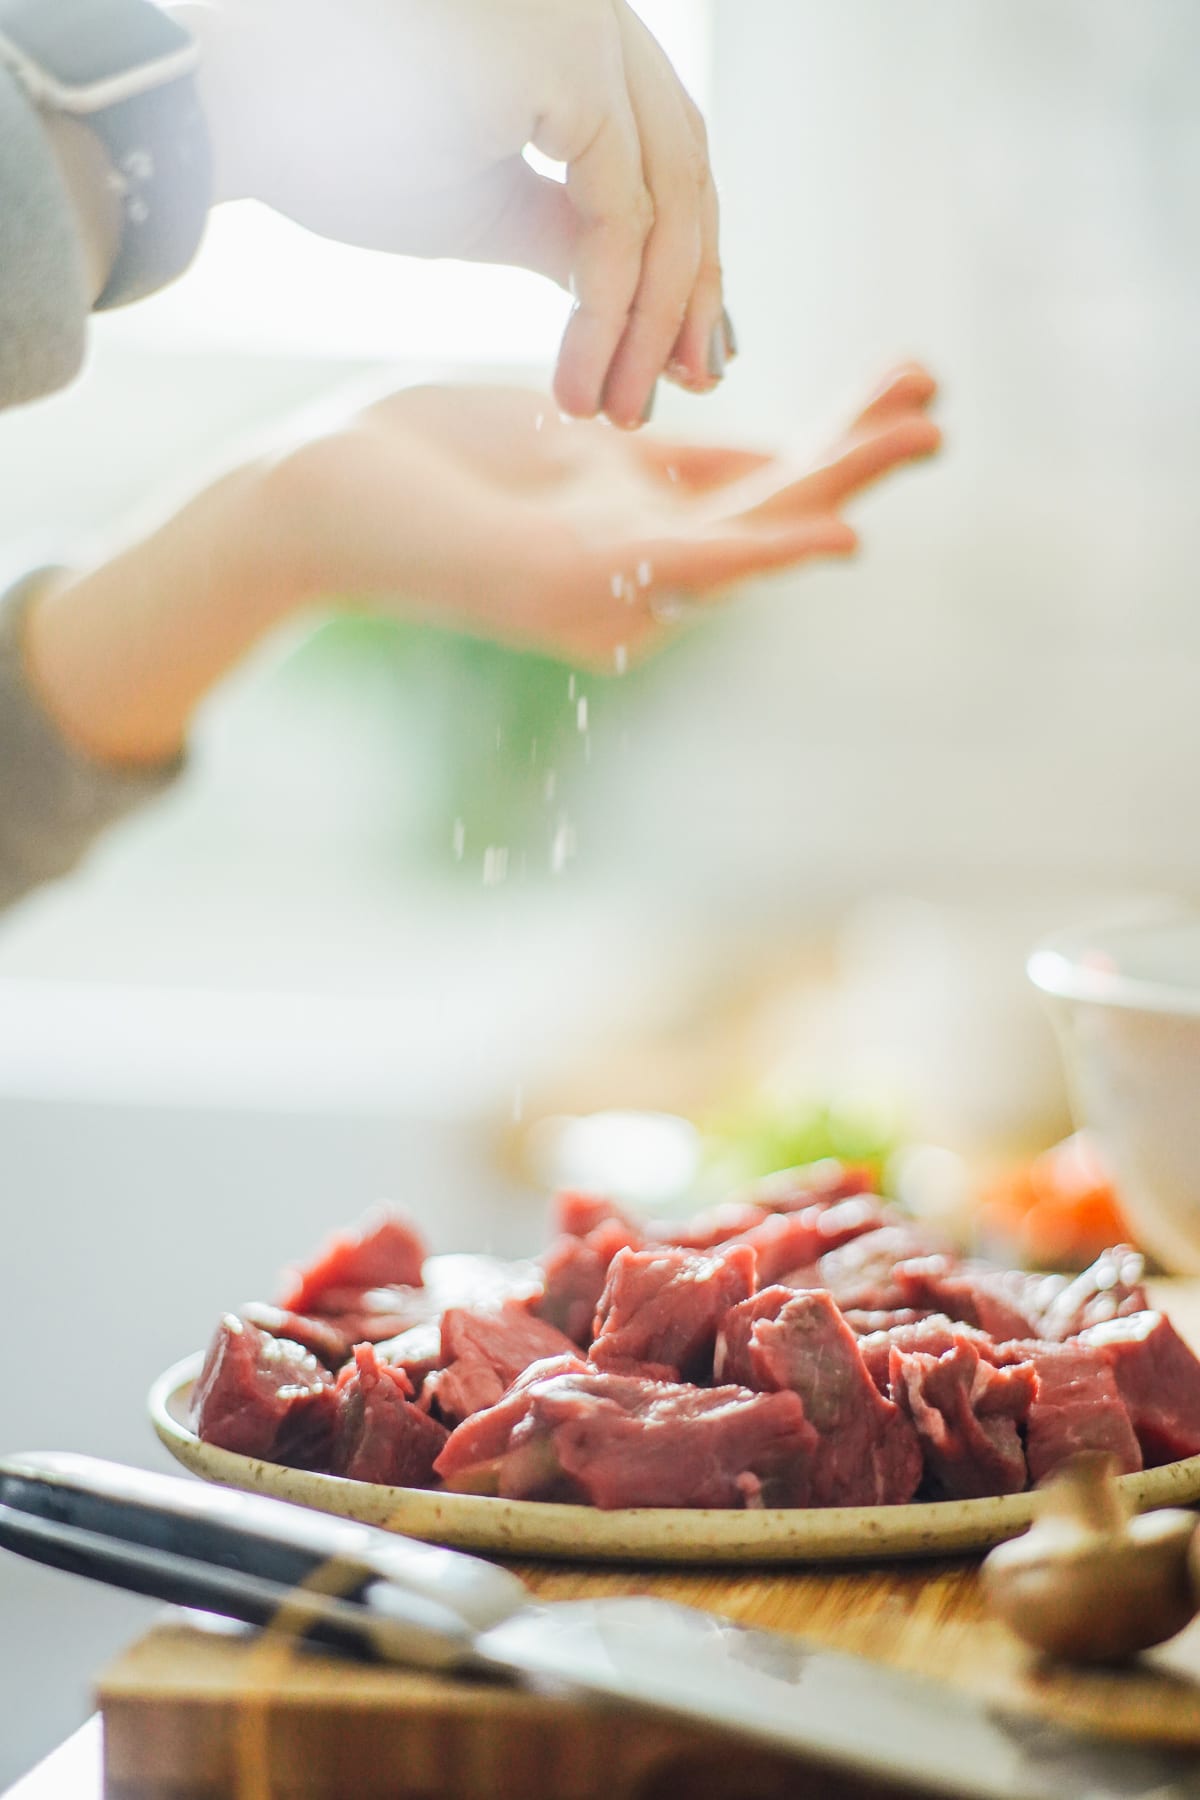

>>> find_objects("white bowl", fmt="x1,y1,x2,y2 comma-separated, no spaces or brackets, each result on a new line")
1029,917,1200,1272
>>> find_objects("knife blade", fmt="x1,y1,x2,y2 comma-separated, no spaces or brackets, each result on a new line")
2,1452,1197,1800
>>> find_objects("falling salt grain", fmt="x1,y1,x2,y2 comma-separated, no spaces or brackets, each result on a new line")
576,697,588,731
666,463,680,484
452,818,465,860
551,821,576,875
534,413,545,432
652,595,687,622
482,845,509,886
568,674,577,701
614,644,628,675
610,573,624,601
636,560,653,588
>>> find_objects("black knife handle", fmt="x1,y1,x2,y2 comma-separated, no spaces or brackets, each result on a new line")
0,1453,524,1665
0,1501,398,1658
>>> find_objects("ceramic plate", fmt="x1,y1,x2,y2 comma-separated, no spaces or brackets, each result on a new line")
150,1355,1200,1565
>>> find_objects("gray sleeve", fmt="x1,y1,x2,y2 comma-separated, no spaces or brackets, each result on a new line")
0,571,181,911
0,66,90,408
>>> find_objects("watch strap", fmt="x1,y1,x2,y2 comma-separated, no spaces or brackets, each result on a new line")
93,73,211,309
0,0,211,309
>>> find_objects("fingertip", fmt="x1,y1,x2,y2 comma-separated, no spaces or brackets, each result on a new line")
602,375,659,431
553,357,600,422
900,415,944,459
865,413,943,467
918,418,943,456
869,363,939,413
663,311,726,393
894,362,939,406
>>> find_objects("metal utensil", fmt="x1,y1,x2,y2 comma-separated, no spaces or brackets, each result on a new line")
2,1452,1197,1800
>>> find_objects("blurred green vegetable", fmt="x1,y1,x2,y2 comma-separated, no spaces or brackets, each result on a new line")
700,1090,906,1197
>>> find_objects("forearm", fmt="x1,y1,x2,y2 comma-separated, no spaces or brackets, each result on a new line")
22,466,301,768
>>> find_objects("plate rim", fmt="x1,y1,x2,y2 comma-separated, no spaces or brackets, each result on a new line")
150,1353,1200,1565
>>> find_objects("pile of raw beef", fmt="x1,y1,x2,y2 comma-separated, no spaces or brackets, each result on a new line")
191,1161,1200,1509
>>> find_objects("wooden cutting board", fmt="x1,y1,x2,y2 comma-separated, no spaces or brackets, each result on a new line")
98,1282,1200,1800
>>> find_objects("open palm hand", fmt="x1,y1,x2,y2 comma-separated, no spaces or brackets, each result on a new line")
273,364,940,668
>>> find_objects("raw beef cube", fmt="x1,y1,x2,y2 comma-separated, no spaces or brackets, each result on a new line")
313,1252,545,1348
716,1288,922,1506
713,1286,793,1387
532,1234,604,1346
738,1201,886,1286
1079,1311,1200,1464
807,1194,895,1247
590,1243,757,1382
736,1214,836,1286
425,1301,579,1426
554,1192,644,1245
435,1362,819,1509
856,1315,996,1394
306,1286,432,1345
432,1354,589,1493
893,1257,1041,1340
811,1225,939,1312
239,1302,352,1370
841,1308,924,1337
890,1343,1034,1500
279,1210,427,1314
331,1344,449,1486
741,1160,880,1212
652,1200,771,1250
533,1234,614,1346
1038,1246,1149,1342
375,1321,444,1399
998,1340,1142,1483
534,1202,643,1345
191,1315,335,1468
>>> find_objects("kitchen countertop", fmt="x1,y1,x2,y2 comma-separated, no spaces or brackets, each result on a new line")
4,1722,101,1799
